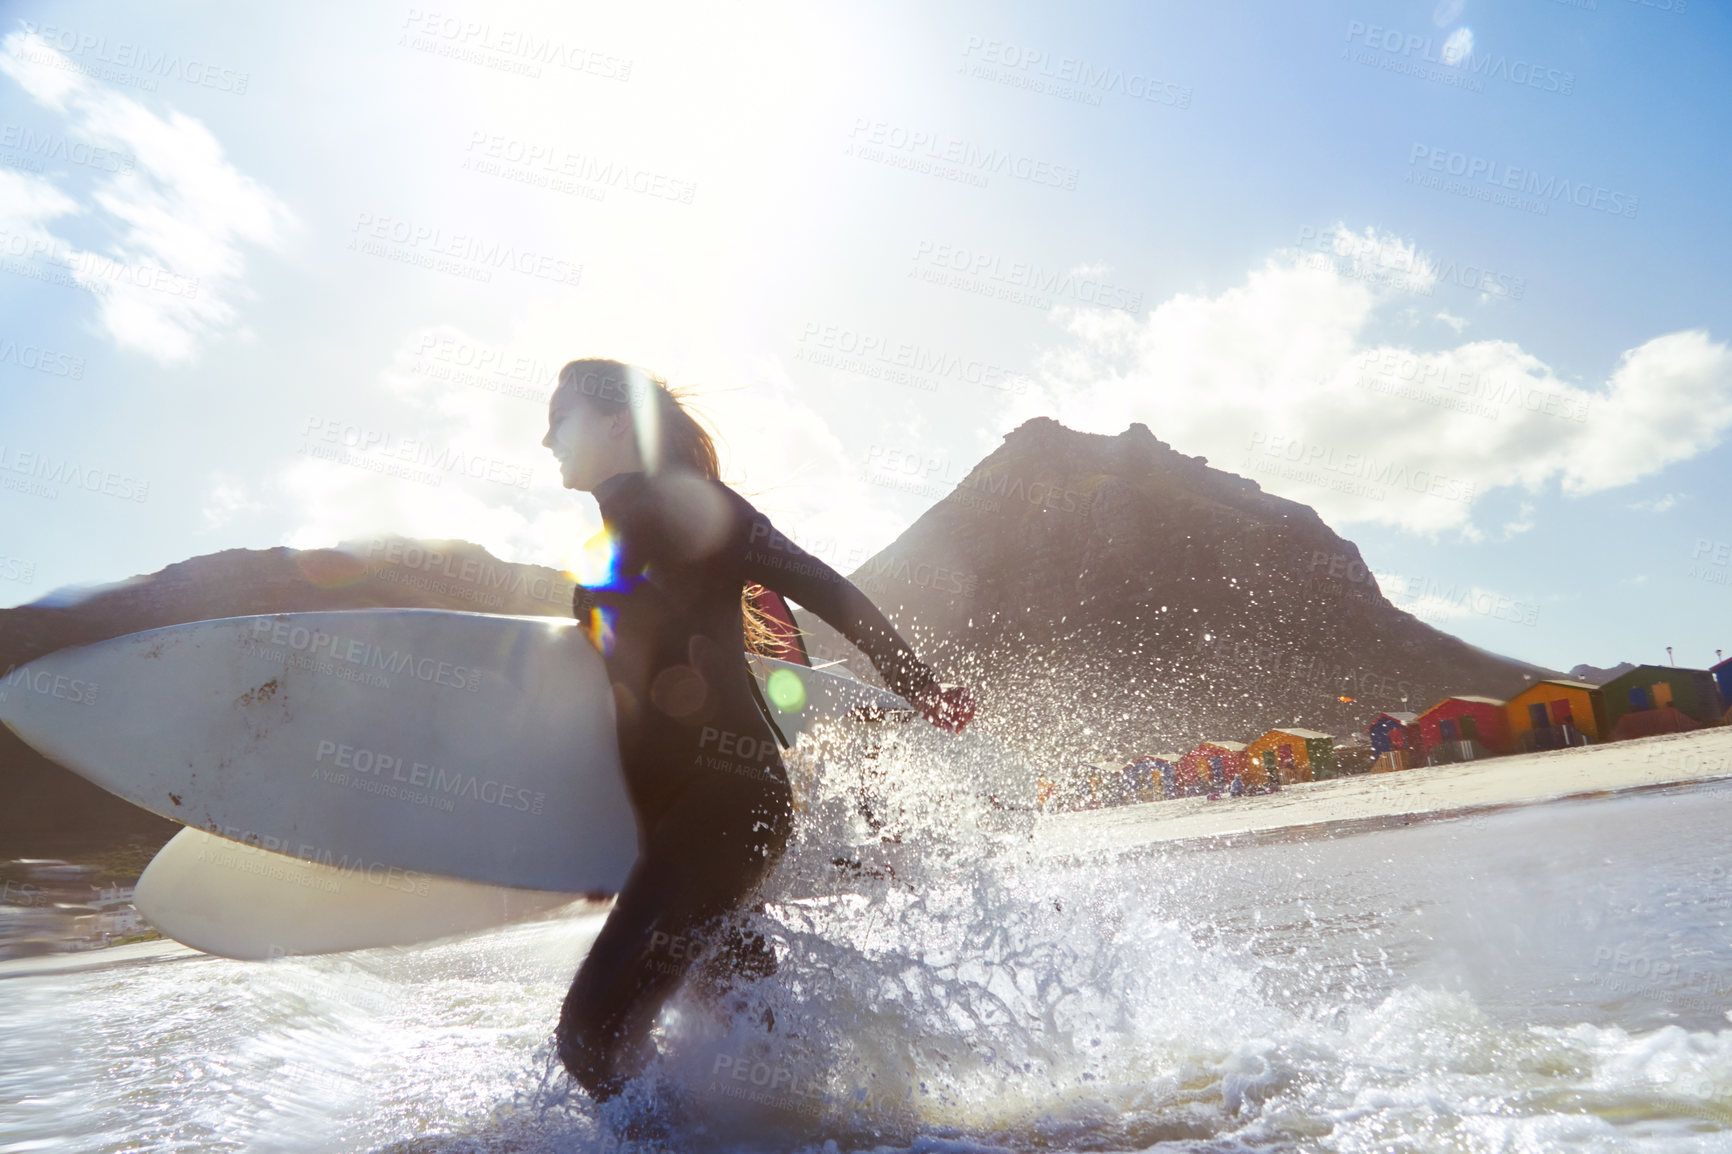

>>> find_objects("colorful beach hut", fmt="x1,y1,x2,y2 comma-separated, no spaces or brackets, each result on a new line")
1505,679,1605,750
1366,711,1421,773
1069,764,1108,809
1415,696,1510,763
1177,741,1248,794
1244,728,1337,787
1154,753,1183,799
1121,754,1179,802
1600,665,1726,737
1367,712,1420,752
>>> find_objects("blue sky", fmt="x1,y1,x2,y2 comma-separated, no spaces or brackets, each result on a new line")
0,0,1727,674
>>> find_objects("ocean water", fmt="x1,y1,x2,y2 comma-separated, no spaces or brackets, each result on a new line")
3,727,1731,1153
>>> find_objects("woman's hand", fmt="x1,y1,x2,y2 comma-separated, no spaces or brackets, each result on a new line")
910,681,976,734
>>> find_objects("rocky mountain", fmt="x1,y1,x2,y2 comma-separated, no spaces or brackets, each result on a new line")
4,420,1569,851
0,539,574,855
800,418,1561,768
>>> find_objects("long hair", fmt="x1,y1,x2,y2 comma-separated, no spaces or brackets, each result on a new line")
553,358,782,655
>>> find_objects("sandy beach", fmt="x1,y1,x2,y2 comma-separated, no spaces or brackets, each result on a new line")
1031,727,1732,859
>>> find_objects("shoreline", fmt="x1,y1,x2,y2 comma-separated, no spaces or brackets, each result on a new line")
1030,727,1732,859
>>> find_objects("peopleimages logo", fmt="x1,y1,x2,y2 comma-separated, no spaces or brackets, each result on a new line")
911,240,1142,312
0,338,85,379
1344,22,1575,95
463,131,696,205
0,663,98,706
958,36,1192,109
1688,538,1731,588
0,229,201,300
1354,350,1588,424
399,9,634,81
1294,225,1526,302
414,333,552,386
312,739,545,816
412,334,552,406
846,118,1081,190
0,444,149,502
1406,144,1638,219
300,417,536,489
361,539,569,609
1245,431,1477,503
1394,575,1541,628
244,616,483,693
347,213,584,286
15,22,251,94
795,321,1031,395
0,125,134,173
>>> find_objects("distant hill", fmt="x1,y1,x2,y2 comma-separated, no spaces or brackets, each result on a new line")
0,539,573,856
800,418,1561,769
1569,662,1638,686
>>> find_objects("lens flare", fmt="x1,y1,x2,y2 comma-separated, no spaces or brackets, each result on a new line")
585,605,617,656
570,528,633,592
767,667,808,713
1441,26,1473,66
626,364,660,475
295,549,368,589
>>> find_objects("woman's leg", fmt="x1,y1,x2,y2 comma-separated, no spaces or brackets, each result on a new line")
556,782,791,1099
556,848,710,1099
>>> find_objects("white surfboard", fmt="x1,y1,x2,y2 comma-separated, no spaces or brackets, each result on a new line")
132,826,588,959
0,610,911,894
1,609,910,957
0,610,634,893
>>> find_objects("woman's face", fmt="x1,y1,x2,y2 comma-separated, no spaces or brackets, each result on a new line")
542,399,624,491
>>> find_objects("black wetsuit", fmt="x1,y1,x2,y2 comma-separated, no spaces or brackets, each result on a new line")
555,469,936,1098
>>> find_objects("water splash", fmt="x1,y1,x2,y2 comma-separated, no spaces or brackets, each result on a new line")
4,761,1732,1151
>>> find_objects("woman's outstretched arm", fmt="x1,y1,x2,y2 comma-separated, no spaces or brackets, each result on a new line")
738,505,975,731
740,509,937,701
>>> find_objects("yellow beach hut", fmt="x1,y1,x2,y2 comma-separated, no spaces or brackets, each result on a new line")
1243,728,1338,787
1505,679,1606,750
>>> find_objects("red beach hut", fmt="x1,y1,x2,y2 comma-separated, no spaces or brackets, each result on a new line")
1414,695,1510,763
1178,741,1249,794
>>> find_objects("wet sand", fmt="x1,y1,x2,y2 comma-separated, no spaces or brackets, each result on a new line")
1032,727,1732,858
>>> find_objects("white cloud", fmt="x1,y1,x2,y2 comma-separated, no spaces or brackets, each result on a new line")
1559,332,1732,494
1627,493,1681,513
1334,226,1434,291
274,326,905,578
1501,500,1536,539
701,354,914,559
0,32,293,363
1293,224,1436,298
1018,230,1732,538
0,165,78,234
277,450,568,559
278,327,576,563
199,473,263,531
1436,311,1468,333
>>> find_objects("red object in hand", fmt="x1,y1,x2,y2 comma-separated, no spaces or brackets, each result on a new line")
911,682,976,734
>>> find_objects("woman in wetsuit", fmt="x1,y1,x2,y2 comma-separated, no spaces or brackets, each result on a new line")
542,358,975,1101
